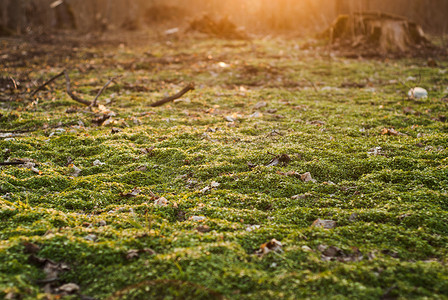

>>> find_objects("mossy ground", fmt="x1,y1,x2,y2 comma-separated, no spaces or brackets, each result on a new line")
1,33,448,299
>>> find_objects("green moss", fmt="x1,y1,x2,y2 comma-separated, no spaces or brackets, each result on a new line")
1,36,448,299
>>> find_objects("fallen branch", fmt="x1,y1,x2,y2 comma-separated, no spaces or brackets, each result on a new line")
64,70,92,106
9,76,18,89
0,160,28,166
30,71,65,97
149,83,195,107
91,75,122,107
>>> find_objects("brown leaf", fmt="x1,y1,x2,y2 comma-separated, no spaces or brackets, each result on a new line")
256,239,283,256
111,127,122,134
57,283,80,294
126,250,140,260
381,128,405,136
311,218,337,229
141,146,155,155
403,107,416,114
196,225,211,233
121,188,141,198
266,153,291,167
23,242,40,254
318,244,363,262
300,172,314,182
154,196,168,207
126,248,156,260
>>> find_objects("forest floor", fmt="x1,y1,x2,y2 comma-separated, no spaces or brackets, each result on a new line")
1,31,448,299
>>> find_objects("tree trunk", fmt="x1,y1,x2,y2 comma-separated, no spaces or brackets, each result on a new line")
326,11,432,55
7,0,24,34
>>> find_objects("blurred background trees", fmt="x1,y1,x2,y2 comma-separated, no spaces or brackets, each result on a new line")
1,0,447,35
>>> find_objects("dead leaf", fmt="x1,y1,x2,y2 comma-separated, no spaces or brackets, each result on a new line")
301,245,313,252
308,120,326,126
311,218,337,229
154,196,168,207
121,188,141,198
318,244,363,262
291,193,312,199
256,239,283,256
126,248,156,260
111,127,122,134
368,147,382,156
300,172,315,182
224,116,235,122
254,101,267,109
190,216,206,222
84,234,97,242
266,153,291,167
196,225,211,233
141,146,155,155
126,250,140,260
245,225,261,232
382,249,399,258
403,107,416,114
210,181,220,188
135,165,148,172
57,283,80,294
23,241,40,254
381,128,405,136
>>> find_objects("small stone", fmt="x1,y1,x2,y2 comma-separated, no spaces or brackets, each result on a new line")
93,159,105,166
72,165,82,177
408,87,428,99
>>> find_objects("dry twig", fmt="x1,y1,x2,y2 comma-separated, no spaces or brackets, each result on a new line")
30,71,65,97
149,83,195,107
91,75,122,107
63,70,92,106
0,160,28,166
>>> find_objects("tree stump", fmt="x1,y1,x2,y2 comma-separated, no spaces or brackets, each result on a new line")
325,12,432,55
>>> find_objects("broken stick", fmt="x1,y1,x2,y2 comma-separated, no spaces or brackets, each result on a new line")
30,71,65,97
0,160,28,166
64,70,92,106
149,83,195,107
91,75,122,107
